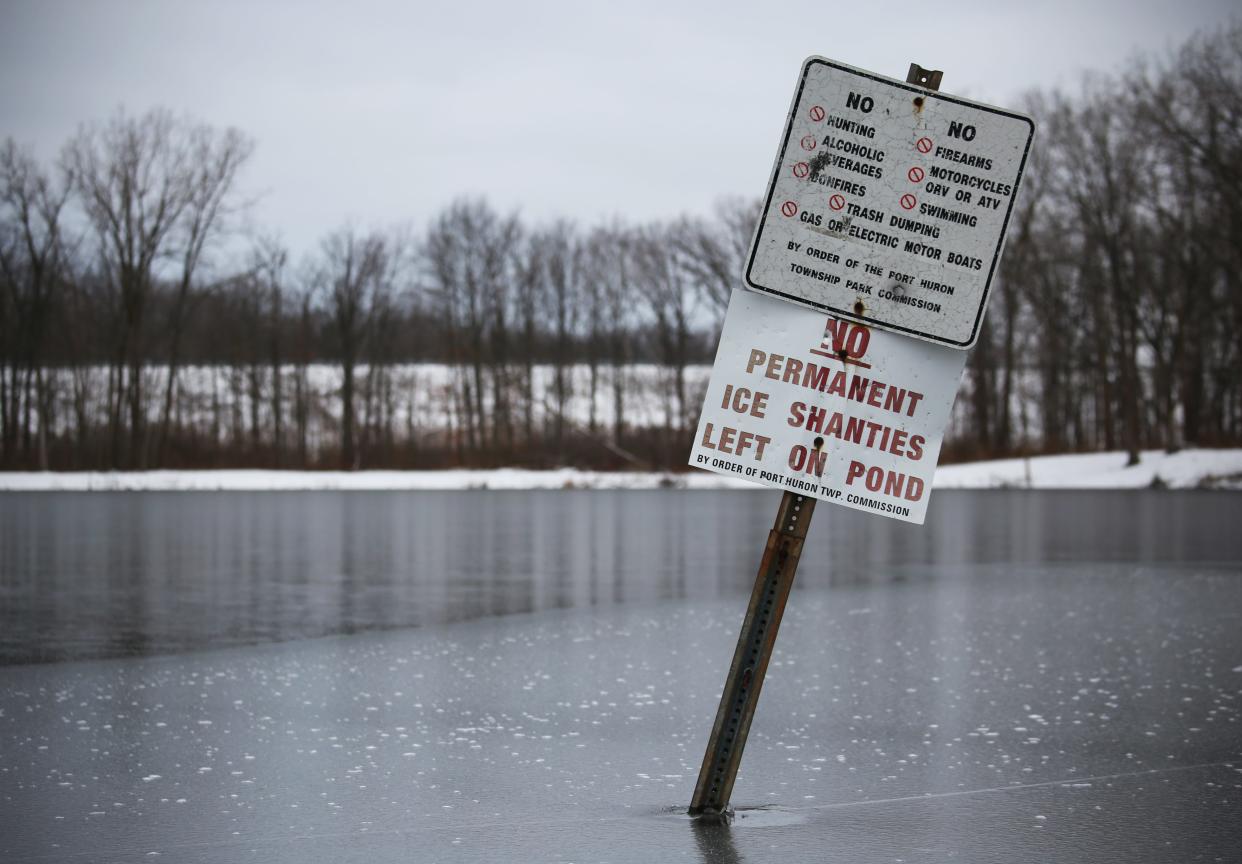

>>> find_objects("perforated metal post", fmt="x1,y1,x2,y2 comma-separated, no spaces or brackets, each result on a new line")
688,490,815,818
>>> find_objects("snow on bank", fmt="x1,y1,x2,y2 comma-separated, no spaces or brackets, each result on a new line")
1,449,1239,492
933,448,1242,490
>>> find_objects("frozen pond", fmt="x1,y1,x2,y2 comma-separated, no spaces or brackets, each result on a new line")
1,490,1241,861
2,489,1240,664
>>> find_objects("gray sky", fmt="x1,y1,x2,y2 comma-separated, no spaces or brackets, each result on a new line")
2,0,1237,258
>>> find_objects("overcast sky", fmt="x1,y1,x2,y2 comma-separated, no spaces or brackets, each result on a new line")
2,0,1237,258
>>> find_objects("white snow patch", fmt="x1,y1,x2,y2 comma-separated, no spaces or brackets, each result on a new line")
932,449,1242,490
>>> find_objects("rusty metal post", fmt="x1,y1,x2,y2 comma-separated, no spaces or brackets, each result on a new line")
688,490,815,817
688,61,942,820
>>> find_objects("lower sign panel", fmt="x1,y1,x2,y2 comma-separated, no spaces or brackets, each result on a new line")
690,290,966,524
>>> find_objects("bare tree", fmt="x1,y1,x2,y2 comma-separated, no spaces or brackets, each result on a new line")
292,280,314,467
514,231,544,447
670,196,760,322
66,108,251,467
252,236,289,463
315,226,395,469
0,140,72,468
583,222,652,467
605,229,635,451
422,199,520,461
539,221,581,456
155,124,254,463
582,222,637,451
1131,23,1242,446
635,226,695,467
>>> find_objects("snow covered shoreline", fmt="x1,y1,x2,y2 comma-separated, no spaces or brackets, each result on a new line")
1,449,1240,492
934,448,1242,490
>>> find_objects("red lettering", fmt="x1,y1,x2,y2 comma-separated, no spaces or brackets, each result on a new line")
883,470,905,497
866,381,886,407
890,429,908,456
882,386,907,414
787,401,806,427
765,353,784,380
700,422,717,449
908,435,925,461
845,459,866,484
823,319,870,359
905,476,924,501
782,357,803,384
824,412,842,438
806,405,827,434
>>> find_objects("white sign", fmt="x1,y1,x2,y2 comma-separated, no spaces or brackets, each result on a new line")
745,57,1034,349
690,290,966,524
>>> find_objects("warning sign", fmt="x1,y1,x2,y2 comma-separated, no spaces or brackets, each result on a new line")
744,57,1034,348
689,290,966,524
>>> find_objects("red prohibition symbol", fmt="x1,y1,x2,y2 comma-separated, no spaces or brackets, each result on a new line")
792,162,810,178
828,194,846,211
900,193,917,210
907,166,925,183
916,136,934,154
800,134,818,151
781,200,799,217
808,105,826,122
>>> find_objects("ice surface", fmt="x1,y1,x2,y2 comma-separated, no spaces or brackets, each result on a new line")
6,489,1240,665
3,562,1240,862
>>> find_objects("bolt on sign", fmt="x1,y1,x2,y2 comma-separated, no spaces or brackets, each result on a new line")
690,289,965,524
745,57,1034,348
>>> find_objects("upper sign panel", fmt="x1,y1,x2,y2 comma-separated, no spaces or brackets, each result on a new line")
744,58,1034,348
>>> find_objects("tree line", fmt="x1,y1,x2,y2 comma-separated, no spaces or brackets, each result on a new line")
955,24,1242,464
2,25,1239,472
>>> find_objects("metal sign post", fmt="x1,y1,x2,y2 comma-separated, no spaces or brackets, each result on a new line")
688,489,815,818
688,62,955,821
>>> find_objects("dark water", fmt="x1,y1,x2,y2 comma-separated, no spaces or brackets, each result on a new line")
2,489,1240,664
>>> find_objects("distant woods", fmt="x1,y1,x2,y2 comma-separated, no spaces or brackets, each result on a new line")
965,25,1242,464
2,25,1240,471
